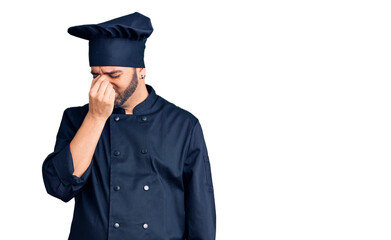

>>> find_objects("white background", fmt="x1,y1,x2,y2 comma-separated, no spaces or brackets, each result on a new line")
1,0,390,239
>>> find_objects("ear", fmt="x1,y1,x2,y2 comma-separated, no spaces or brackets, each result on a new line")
136,67,146,79
136,67,145,75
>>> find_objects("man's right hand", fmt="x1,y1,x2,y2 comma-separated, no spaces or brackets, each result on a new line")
88,75,116,121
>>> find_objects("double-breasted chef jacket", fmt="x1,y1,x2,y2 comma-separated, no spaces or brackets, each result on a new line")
42,83,216,240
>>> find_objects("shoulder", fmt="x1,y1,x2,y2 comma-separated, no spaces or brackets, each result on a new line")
63,103,89,116
61,103,89,128
157,95,199,128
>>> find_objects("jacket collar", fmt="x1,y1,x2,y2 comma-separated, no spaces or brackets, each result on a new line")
112,83,158,115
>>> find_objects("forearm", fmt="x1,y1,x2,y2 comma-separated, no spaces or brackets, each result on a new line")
70,112,106,177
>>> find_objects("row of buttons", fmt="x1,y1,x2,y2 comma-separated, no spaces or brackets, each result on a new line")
113,185,149,191
114,116,148,121
113,222,149,229
113,149,147,156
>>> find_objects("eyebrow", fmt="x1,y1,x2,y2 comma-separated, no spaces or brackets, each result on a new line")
91,70,123,75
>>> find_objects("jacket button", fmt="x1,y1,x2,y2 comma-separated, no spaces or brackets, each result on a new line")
140,149,147,154
141,116,147,121
114,116,120,121
114,150,120,156
143,185,149,191
143,223,148,229
114,186,120,191
114,222,120,228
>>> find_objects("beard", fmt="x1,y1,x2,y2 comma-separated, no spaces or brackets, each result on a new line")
113,72,139,108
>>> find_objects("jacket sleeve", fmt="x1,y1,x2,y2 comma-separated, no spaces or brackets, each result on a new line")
42,107,93,203
183,120,216,240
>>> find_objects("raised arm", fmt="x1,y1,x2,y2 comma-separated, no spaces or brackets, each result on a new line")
41,108,106,202
42,75,115,202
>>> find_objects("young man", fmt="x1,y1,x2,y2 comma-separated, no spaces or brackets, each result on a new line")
41,12,216,240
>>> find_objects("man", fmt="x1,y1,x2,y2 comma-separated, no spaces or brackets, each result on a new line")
41,12,216,240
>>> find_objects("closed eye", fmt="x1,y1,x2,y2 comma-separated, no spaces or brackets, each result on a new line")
92,75,120,78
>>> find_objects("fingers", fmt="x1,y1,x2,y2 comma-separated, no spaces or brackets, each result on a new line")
96,79,110,99
90,75,105,94
90,74,100,88
108,87,116,103
88,74,116,120
104,82,115,101
90,75,112,100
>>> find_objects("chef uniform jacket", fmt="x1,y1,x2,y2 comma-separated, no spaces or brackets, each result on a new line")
41,83,216,240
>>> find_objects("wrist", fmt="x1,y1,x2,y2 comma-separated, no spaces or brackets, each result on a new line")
86,112,107,125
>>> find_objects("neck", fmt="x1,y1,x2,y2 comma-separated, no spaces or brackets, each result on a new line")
122,83,148,115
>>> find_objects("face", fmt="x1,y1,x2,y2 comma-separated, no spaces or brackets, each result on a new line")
90,66,142,108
